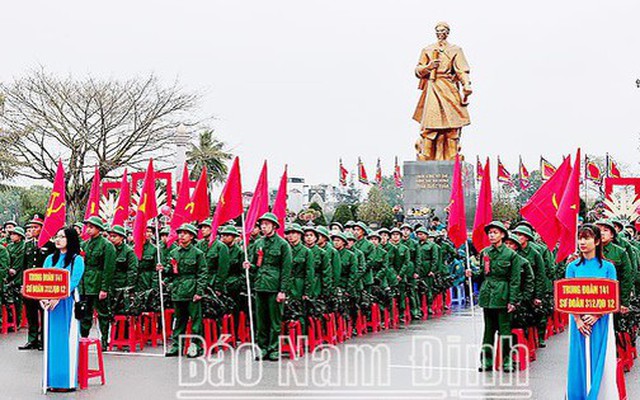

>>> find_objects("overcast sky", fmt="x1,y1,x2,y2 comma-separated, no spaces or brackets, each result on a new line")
2,0,639,190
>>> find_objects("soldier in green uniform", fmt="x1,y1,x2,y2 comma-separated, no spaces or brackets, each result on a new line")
158,227,175,266
330,232,357,292
345,232,366,293
512,225,550,346
242,212,292,361
611,219,640,294
197,218,231,293
596,220,633,313
400,223,421,319
219,226,249,312
316,226,341,290
1,221,17,247
5,227,26,325
379,227,391,252
20,216,56,350
285,224,314,300
465,221,521,373
329,222,343,233
136,230,159,292
0,231,11,308
354,222,375,293
503,233,535,312
303,226,333,298
415,227,441,311
387,228,413,315
107,225,138,291
366,230,392,290
158,223,208,357
80,216,117,349
344,221,356,235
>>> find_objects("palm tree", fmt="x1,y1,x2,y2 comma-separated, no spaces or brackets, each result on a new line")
186,130,233,183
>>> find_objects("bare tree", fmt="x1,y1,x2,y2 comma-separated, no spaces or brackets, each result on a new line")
0,69,202,216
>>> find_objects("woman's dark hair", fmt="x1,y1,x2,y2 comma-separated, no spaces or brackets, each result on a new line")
576,224,603,267
51,226,81,268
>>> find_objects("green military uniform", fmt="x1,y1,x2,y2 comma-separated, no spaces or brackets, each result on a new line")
596,220,633,308
198,238,230,293
346,233,366,293
304,227,333,298
80,217,117,349
387,233,413,314
164,224,208,356
5,228,26,325
137,240,159,292
0,244,10,306
21,216,56,349
354,222,375,290
331,232,357,292
367,231,393,289
316,227,341,294
476,222,521,372
111,226,138,291
219,226,249,311
286,224,314,299
248,213,292,360
416,229,442,305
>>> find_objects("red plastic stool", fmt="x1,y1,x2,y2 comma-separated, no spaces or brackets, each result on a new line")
307,316,323,352
553,311,565,333
78,338,106,389
403,297,411,326
280,320,303,358
431,294,443,317
368,303,381,332
420,294,429,321
237,312,251,343
617,358,628,400
20,305,28,329
1,304,18,334
323,313,337,345
336,314,347,343
203,318,218,353
545,317,554,340
445,289,452,312
511,329,529,371
382,306,390,330
526,327,538,361
164,308,175,338
346,318,354,340
108,315,144,352
355,310,367,336
390,298,400,329
220,314,236,348
140,312,163,347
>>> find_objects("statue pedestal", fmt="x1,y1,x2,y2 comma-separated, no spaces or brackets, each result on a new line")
402,160,476,227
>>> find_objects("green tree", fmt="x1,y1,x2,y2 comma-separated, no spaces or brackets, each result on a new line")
356,186,395,228
0,186,22,223
294,202,328,226
332,204,354,225
380,176,403,207
187,130,233,183
20,185,50,225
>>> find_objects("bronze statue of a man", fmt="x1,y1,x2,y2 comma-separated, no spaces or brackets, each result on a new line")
413,22,472,161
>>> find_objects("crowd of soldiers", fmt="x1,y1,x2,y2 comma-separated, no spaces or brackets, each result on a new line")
468,217,640,373
0,212,466,360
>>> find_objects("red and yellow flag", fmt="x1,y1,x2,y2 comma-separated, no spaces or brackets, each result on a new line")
375,158,382,186
521,156,572,250
555,149,581,263
111,169,130,228
472,158,492,252
339,159,348,186
272,165,288,237
519,156,531,190
209,157,243,245
447,155,467,248
476,155,483,184
168,164,193,246
244,161,269,243
190,166,211,224
585,157,602,183
132,160,158,259
607,154,622,178
540,157,556,181
39,160,67,247
82,166,101,239
358,158,369,185
394,157,403,188
497,157,512,186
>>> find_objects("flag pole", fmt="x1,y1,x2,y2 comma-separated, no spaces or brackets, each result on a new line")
154,219,168,355
240,212,257,359
465,240,475,318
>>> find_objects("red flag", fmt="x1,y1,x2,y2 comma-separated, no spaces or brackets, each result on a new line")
394,157,403,188
358,158,369,185
472,158,492,252
585,157,602,183
497,157,512,186
209,157,243,245
82,166,101,239
540,157,556,181
132,159,158,259
190,166,210,224
168,164,193,246
521,156,572,250
476,156,483,184
112,169,130,228
339,159,348,186
555,149,581,262
607,154,622,178
244,161,269,243
39,160,67,247
519,157,531,190
447,155,467,248
272,166,288,237
375,158,382,186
